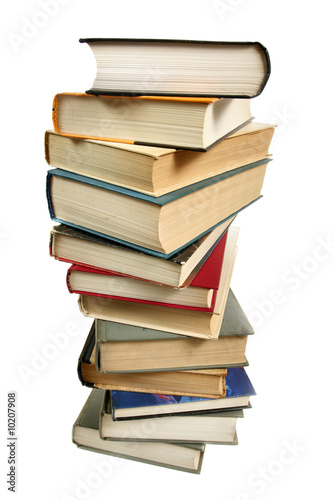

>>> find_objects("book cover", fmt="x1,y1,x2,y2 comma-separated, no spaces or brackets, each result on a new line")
72,388,205,474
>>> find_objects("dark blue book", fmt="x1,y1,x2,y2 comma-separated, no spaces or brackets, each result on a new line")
46,158,270,258
111,367,256,420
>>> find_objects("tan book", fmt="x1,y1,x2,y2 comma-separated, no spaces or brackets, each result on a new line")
78,326,229,398
45,122,274,197
52,92,253,151
78,227,239,339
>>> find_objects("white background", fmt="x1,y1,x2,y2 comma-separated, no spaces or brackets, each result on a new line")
1,1,332,499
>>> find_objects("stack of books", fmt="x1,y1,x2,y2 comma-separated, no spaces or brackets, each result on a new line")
45,38,274,474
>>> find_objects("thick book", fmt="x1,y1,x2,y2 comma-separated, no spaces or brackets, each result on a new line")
95,288,253,374
72,388,205,474
52,92,253,151
45,122,275,197
110,367,256,420
100,390,243,444
46,156,268,255
66,230,228,310
78,322,245,399
47,158,264,256
78,226,239,339
79,340,229,399
49,217,233,288
79,38,270,98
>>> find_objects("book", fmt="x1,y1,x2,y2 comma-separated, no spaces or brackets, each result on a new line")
73,388,205,474
52,92,253,151
95,288,253,374
66,230,228,310
45,122,274,197
110,367,256,420
78,322,246,398
79,38,270,98
100,390,243,444
49,217,233,288
46,161,267,255
78,226,239,339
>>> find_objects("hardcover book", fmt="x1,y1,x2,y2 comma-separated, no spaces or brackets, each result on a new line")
45,122,274,197
95,288,253,374
79,38,270,98
52,92,253,151
49,217,233,288
66,230,228,310
100,390,243,444
72,388,205,474
110,367,256,420
77,227,239,339
46,158,269,255
78,322,246,398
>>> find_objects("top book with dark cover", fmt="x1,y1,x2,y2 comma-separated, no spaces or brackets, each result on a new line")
79,38,270,98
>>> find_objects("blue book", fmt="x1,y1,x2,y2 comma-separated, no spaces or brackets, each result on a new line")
46,158,270,258
110,367,256,420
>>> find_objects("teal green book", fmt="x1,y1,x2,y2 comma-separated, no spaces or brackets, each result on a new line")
46,158,269,257
72,388,205,474
95,288,253,374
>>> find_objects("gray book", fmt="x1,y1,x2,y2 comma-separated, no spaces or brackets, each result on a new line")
95,288,253,374
72,388,205,474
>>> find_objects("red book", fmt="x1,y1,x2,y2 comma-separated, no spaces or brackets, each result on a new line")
66,231,228,311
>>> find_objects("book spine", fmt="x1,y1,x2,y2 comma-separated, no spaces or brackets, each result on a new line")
49,229,55,258
255,42,271,97
52,94,59,133
44,131,50,165
66,267,74,293
46,172,55,219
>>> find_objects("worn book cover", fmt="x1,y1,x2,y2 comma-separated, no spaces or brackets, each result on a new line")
72,388,205,473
